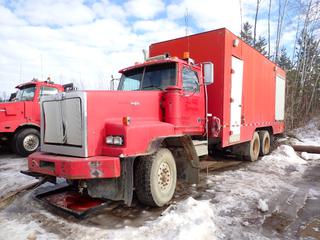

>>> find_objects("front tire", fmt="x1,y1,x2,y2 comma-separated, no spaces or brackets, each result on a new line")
135,148,177,207
14,128,40,157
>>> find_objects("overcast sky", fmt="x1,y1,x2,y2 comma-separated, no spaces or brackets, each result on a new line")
0,0,299,94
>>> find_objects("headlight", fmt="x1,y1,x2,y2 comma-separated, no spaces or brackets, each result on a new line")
106,136,124,145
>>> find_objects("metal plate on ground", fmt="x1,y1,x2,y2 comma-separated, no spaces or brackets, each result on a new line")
35,184,112,218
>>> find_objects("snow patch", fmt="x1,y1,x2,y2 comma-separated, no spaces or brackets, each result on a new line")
301,152,320,160
257,199,269,212
109,197,220,240
0,216,59,240
0,157,37,198
308,188,320,200
261,145,307,174
291,117,320,146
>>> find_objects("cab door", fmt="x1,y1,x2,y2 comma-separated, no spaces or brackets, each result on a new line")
179,65,205,134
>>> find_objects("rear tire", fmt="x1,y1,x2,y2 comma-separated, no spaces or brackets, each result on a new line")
135,148,177,207
14,128,40,157
245,132,260,161
259,130,271,156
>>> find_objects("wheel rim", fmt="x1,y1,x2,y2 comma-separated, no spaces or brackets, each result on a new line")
157,162,172,192
23,134,39,152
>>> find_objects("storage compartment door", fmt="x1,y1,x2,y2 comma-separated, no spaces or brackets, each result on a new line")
230,56,244,143
275,75,285,121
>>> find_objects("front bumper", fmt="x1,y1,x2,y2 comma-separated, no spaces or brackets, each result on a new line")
28,152,120,179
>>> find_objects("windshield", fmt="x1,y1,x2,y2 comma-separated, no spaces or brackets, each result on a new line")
14,85,36,101
118,62,176,91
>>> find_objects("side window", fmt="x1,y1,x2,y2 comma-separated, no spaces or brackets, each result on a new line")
40,87,59,96
182,67,199,92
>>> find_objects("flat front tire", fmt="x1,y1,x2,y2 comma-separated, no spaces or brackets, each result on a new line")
135,148,177,207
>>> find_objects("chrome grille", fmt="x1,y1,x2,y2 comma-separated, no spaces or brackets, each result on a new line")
41,92,88,157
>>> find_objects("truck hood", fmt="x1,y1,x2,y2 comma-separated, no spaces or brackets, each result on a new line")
40,90,165,157
86,90,163,122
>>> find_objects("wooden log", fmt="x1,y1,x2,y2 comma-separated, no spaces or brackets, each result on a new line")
292,145,320,154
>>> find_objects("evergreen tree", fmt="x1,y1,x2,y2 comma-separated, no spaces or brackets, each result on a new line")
277,47,292,70
240,22,253,46
241,22,268,57
254,36,268,56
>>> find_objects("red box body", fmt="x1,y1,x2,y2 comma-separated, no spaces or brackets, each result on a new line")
149,28,285,147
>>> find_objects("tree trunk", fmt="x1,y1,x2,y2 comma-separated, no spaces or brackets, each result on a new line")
268,0,272,58
253,0,261,46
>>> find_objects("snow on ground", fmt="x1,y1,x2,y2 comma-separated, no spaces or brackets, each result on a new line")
291,117,320,146
0,155,37,198
0,118,319,240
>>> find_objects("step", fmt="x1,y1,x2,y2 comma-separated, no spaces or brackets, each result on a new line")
192,140,208,157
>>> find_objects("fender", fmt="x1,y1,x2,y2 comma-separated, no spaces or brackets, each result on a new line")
146,135,200,184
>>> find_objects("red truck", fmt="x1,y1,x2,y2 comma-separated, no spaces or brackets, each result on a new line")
0,79,68,156
25,28,285,209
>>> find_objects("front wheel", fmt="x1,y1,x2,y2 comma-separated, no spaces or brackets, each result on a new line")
14,128,40,157
135,148,177,207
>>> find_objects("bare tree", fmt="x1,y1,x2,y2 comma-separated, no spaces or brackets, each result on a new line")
267,0,272,58
253,0,262,46
275,0,289,62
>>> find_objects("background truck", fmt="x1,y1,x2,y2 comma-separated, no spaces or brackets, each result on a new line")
0,79,70,156
25,28,285,211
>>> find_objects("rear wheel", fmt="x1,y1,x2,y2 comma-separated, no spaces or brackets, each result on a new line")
245,132,260,161
135,148,177,207
14,128,40,157
259,130,271,156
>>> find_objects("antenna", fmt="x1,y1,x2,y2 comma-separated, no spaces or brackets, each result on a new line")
184,8,190,54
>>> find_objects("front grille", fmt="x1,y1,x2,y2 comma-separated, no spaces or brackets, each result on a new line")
43,97,82,146
40,92,88,157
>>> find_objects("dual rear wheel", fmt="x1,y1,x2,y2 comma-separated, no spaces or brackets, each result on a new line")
247,130,271,161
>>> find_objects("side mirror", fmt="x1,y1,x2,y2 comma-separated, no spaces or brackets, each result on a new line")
203,62,214,85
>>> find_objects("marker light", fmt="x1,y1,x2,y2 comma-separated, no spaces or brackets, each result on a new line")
123,116,131,126
183,52,190,59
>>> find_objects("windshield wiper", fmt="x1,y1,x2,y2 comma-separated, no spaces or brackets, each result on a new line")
141,85,163,91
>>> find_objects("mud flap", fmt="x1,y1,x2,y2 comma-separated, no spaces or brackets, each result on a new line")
86,157,134,206
163,135,200,184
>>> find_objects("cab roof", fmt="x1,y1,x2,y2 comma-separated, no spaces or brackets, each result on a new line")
15,79,62,89
119,57,200,73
